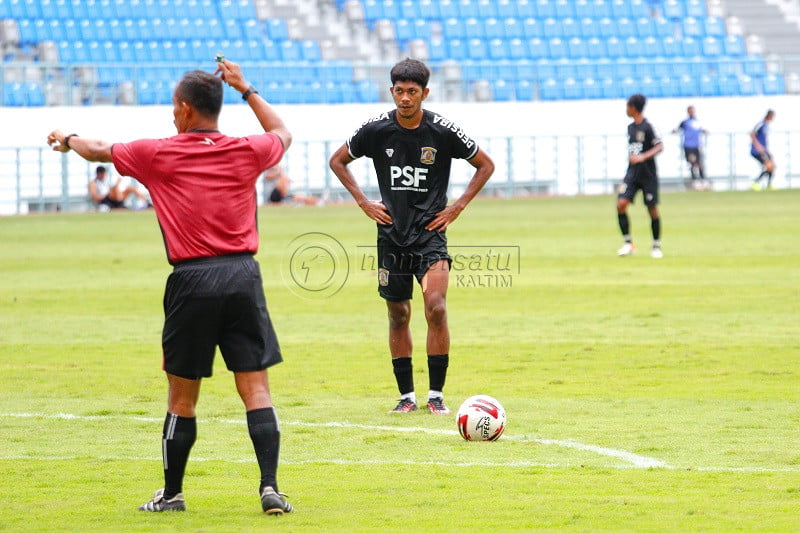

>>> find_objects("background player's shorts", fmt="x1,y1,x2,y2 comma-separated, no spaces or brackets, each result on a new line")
751,150,772,164
683,147,701,164
618,171,659,206
268,187,287,203
377,242,451,302
162,253,282,379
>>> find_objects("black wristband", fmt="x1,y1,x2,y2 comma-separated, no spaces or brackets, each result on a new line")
241,86,258,101
64,133,79,150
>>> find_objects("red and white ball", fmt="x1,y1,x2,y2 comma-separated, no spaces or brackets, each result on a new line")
456,395,506,441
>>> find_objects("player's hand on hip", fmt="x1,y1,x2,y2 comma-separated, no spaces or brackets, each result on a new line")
46,130,69,153
361,200,393,225
426,204,463,232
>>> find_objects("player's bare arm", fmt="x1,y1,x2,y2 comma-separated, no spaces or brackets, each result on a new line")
329,144,393,225
47,130,113,162
426,148,494,232
214,58,292,150
629,142,663,165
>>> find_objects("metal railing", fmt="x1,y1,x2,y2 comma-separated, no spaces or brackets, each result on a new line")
2,130,795,215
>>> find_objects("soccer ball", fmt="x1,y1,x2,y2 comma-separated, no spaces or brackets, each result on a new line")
456,395,506,441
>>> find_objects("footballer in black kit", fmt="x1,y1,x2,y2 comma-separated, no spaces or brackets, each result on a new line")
330,58,494,415
616,93,664,259
347,108,479,301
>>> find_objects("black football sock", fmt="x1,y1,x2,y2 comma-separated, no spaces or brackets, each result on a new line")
617,212,630,239
651,217,661,242
766,171,773,186
162,413,196,499
247,407,281,493
755,171,768,182
392,357,414,395
428,354,449,394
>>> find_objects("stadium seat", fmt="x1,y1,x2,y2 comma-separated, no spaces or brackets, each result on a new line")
535,58,557,79
585,36,607,59
681,36,701,56
616,18,635,38
761,73,785,95
492,79,513,101
662,0,683,20
704,16,726,37
634,16,653,38
516,0,536,18
447,38,468,59
561,17,580,39
742,55,766,77
548,37,567,57
527,37,547,58
541,18,561,40
515,78,534,100
475,0,498,18
699,74,719,96
488,38,509,59
605,36,624,58
467,37,488,59
594,57,614,77
554,0,576,18
723,35,746,57
567,37,589,58
484,18,503,39
443,18,465,39
651,17,674,38
682,17,704,38
464,18,483,40
538,77,560,100
418,0,441,19
521,18,541,39
701,37,723,57
438,0,459,18
736,74,758,96
496,0,518,18
685,0,706,18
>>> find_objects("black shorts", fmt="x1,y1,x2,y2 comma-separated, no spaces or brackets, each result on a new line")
100,196,125,209
377,242,451,302
162,253,282,379
751,151,772,164
269,187,286,203
683,147,702,164
619,171,659,207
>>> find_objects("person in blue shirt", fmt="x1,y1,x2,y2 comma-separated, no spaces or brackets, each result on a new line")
673,105,708,190
750,109,776,191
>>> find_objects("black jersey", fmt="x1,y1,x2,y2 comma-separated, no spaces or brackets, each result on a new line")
626,118,662,181
347,109,479,247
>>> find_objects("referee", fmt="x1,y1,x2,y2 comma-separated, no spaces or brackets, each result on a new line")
329,58,494,415
47,59,294,515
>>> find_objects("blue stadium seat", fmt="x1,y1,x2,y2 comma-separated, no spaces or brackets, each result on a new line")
495,59,515,79
265,19,288,41
496,0,518,18
701,36,723,57
662,1,683,20
521,17,541,39
599,76,619,98
279,40,301,61
704,16,726,37
723,35,746,57
613,57,635,78
418,0,441,19
579,17,598,38
538,77,560,100
762,73,785,95
616,18,636,38
674,74,697,96
605,36,624,58
457,0,476,18
475,0,497,18
585,37,607,59
561,77,582,99
542,18,561,39
428,38,447,60
515,58,536,79
573,58,595,78
554,0,576,18
492,79,514,101
742,55,766,77
516,0,536,18
502,17,522,38
515,79,534,100
536,58,557,79
560,17,580,38
699,74,719,96
356,79,379,102
650,56,671,77
399,0,421,18
395,19,414,41
447,38,468,59
641,36,663,57
594,57,614,77
661,36,681,57
587,0,612,18
681,36,701,56
533,0,556,19
467,37,488,59
548,37,567,57
682,17,704,38
528,37,547,58
651,16,674,38
736,74,758,96
438,0,459,18
634,16,654,37
464,18,484,39
610,0,632,18
488,38,509,59
443,18,465,39
567,37,589,58
685,0,706,18
597,17,616,38
300,39,321,60
484,18,504,39
714,57,739,77
508,37,528,59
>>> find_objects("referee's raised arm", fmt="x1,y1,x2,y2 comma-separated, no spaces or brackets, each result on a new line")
214,58,292,151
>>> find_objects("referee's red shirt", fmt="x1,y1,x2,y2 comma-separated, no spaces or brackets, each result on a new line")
112,131,283,264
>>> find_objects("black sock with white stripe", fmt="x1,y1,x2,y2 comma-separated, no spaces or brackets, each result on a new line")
162,413,196,500
247,407,281,493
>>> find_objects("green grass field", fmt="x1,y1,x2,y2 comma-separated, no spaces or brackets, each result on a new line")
1,190,798,532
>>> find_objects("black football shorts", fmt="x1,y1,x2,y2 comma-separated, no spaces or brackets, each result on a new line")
162,253,282,379
376,241,451,302
619,170,659,207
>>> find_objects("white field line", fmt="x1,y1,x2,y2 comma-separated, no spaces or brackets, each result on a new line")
3,412,798,473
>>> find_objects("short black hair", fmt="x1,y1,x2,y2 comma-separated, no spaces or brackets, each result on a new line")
627,93,647,113
175,70,223,118
95,166,106,175
765,109,775,119
390,58,430,89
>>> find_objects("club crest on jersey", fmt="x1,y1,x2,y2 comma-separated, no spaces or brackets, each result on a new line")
378,268,390,286
385,149,394,158
420,147,437,165
636,131,645,142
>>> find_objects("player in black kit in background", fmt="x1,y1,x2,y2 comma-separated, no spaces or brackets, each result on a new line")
617,93,664,259
329,58,494,415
